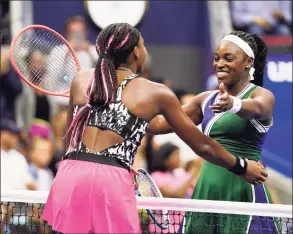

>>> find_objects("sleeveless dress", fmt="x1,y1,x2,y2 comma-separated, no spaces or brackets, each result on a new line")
184,84,280,234
42,74,149,234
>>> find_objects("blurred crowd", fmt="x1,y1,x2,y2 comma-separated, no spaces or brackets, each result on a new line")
230,1,292,36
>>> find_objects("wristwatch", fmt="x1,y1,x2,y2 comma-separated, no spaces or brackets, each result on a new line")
85,1,148,29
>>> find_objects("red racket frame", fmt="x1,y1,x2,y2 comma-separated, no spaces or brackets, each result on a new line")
10,25,80,97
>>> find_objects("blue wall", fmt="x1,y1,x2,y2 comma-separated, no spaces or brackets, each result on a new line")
263,53,292,178
33,1,210,47
33,1,211,89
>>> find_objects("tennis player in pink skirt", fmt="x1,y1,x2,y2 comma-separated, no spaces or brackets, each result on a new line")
42,23,267,233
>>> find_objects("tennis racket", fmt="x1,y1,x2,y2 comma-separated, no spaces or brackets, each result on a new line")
10,25,80,97
135,168,169,230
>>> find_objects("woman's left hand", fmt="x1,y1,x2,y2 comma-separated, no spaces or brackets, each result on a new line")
209,83,233,113
130,167,139,190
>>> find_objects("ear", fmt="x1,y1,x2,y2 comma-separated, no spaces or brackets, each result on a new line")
246,57,254,70
133,46,140,60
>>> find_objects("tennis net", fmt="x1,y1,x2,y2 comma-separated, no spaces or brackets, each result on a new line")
1,190,292,234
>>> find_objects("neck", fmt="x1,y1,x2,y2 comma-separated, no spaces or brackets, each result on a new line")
116,64,136,84
118,63,137,73
227,77,250,96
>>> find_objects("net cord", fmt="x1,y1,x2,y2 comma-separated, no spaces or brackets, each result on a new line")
1,190,292,218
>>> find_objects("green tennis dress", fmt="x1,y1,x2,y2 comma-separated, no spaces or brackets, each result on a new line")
184,84,280,234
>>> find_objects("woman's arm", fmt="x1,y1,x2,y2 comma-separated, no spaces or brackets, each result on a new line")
210,84,275,121
64,80,76,150
236,88,275,120
148,91,210,135
154,84,267,184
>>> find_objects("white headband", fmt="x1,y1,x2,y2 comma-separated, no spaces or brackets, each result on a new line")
222,35,255,80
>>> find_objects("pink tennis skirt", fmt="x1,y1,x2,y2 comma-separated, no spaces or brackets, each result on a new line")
42,159,141,233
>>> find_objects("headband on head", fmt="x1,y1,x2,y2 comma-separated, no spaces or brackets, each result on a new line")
222,35,255,80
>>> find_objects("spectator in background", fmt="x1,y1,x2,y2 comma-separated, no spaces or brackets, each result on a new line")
0,119,35,191
28,137,54,191
184,158,203,198
15,49,56,141
149,143,198,234
151,143,198,198
153,93,201,166
65,15,98,69
0,45,23,122
231,1,292,36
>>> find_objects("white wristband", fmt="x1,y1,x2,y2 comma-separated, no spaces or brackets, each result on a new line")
228,96,242,114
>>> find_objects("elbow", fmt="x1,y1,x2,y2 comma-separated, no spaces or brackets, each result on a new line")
254,105,269,120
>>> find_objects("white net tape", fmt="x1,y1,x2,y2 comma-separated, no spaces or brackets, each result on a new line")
1,190,292,234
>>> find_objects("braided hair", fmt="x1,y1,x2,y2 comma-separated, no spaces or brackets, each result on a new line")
229,31,268,87
67,23,140,151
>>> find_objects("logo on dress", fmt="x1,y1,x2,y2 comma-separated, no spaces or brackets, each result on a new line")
240,158,245,168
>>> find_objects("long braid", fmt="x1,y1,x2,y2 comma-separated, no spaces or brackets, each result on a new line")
67,23,140,151
230,31,268,87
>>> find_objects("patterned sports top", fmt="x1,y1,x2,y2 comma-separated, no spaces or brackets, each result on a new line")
69,74,149,169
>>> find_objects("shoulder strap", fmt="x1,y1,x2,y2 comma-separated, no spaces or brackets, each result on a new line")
201,90,219,114
115,74,139,100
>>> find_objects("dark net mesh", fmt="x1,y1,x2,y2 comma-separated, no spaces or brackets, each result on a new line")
1,201,292,234
11,27,79,95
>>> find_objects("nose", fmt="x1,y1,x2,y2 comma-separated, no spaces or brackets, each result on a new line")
215,59,227,70
217,59,226,67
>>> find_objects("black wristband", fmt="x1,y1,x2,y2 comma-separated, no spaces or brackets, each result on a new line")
228,156,247,175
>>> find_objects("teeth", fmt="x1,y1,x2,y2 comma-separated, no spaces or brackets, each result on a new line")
217,72,228,76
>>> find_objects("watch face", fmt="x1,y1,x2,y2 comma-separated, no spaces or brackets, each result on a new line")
86,1,147,29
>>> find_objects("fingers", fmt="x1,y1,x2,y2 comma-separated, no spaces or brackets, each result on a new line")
130,167,139,176
209,104,229,113
209,92,230,113
244,160,269,184
218,92,229,101
134,183,139,190
254,180,263,185
219,83,227,95
261,169,268,177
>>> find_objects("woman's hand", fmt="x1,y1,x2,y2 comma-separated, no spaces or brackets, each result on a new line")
209,83,234,113
130,167,139,190
242,160,268,184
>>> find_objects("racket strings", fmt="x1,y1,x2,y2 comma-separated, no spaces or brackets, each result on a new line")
136,173,169,227
136,174,157,197
12,28,78,94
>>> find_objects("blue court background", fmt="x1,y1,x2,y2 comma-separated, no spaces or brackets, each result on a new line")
263,54,292,178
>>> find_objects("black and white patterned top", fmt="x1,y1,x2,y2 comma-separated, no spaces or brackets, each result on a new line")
70,74,149,169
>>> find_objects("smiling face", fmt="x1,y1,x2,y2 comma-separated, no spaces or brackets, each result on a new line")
213,40,254,88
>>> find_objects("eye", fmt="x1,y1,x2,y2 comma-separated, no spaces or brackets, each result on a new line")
214,56,219,62
225,57,233,62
